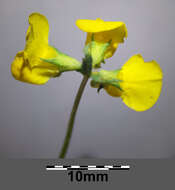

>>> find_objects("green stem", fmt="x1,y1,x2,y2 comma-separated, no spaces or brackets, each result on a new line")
59,75,89,158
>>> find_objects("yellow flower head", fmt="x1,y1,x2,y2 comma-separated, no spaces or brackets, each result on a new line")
76,18,127,59
11,13,60,85
105,55,163,111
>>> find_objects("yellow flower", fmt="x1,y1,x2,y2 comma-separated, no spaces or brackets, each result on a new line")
105,54,163,111
76,18,127,59
11,13,60,85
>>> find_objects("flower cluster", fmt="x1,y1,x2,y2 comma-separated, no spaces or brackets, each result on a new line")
11,13,163,111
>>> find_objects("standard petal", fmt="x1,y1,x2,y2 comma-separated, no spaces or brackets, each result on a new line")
76,18,126,33
118,54,163,111
26,12,49,44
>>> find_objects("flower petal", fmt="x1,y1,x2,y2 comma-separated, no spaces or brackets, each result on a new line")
11,50,59,85
120,80,162,111
118,55,163,111
11,51,25,80
76,18,126,33
20,66,51,85
26,12,49,44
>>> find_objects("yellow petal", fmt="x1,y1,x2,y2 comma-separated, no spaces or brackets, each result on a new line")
11,51,49,84
24,13,58,68
119,80,162,111
20,66,51,85
26,12,49,44
11,50,59,85
11,51,25,80
118,55,163,111
76,18,126,33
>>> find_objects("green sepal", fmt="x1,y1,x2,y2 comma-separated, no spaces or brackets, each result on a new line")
40,47,81,73
90,69,123,91
84,36,111,68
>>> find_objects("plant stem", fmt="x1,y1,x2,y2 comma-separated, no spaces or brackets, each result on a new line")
59,75,89,158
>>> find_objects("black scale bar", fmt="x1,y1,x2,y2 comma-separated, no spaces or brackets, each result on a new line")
46,165,130,170
63,165,71,168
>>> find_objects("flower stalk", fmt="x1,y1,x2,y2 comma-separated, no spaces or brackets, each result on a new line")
59,75,89,158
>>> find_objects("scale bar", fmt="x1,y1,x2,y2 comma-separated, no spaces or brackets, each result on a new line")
46,165,130,171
